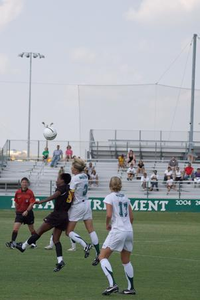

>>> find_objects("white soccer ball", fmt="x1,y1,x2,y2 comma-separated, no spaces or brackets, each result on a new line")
43,126,57,140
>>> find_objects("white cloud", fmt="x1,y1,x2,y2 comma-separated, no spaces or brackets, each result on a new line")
69,47,97,64
124,0,200,24
0,53,9,74
0,0,24,30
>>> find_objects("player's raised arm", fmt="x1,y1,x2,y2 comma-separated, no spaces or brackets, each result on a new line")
35,190,61,205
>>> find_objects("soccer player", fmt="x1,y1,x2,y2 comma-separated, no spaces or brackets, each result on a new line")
99,177,136,296
6,177,37,249
16,173,72,272
66,157,100,266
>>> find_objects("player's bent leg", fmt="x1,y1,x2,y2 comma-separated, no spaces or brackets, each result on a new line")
16,222,53,253
99,248,118,295
28,224,37,248
45,234,54,250
53,228,65,272
120,249,136,295
84,219,100,264
67,221,91,257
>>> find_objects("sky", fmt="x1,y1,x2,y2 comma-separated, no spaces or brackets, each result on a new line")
0,0,200,151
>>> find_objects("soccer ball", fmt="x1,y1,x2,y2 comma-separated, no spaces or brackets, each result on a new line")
43,126,57,140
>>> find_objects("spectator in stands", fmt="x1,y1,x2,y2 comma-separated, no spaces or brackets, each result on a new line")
194,168,200,187
164,166,173,181
136,160,145,177
141,172,150,190
166,176,176,195
50,145,63,168
65,145,73,161
58,166,65,176
127,163,136,181
174,166,183,182
168,156,178,171
6,177,37,249
118,154,126,171
42,147,49,163
150,170,159,191
88,162,95,177
90,169,99,187
84,167,90,181
187,149,198,163
183,163,194,181
127,150,136,166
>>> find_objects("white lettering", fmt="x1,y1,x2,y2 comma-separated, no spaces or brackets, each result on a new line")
160,201,169,211
131,201,139,211
93,199,103,210
140,200,147,211
148,201,159,211
11,198,15,208
44,201,54,209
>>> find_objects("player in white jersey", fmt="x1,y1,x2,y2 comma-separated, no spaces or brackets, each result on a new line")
99,177,136,296
66,158,100,266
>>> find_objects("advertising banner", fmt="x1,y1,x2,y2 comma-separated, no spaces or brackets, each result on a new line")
0,196,200,212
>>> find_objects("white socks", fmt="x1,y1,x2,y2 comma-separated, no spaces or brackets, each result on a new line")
57,256,63,263
100,258,115,287
123,262,134,290
69,231,87,248
89,231,98,245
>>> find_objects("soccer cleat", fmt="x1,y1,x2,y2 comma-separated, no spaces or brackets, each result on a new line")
67,247,76,251
84,243,92,258
5,241,15,249
102,284,119,295
15,244,25,253
121,289,136,295
53,261,65,272
92,256,100,266
30,243,37,249
44,245,53,250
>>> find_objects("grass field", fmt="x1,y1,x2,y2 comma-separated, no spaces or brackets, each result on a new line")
0,210,200,300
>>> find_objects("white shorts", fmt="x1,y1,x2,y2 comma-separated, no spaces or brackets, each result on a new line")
68,201,92,222
102,229,133,252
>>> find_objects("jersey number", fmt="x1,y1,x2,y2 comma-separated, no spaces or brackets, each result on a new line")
118,202,128,217
82,184,88,196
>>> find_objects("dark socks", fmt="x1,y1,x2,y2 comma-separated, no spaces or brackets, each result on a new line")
11,231,18,242
27,233,40,245
55,242,62,257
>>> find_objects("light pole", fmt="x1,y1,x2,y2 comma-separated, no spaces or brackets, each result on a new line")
19,52,45,159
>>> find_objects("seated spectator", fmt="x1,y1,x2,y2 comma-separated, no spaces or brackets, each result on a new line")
65,145,73,161
58,166,64,176
166,176,176,195
164,166,173,181
50,145,63,168
42,147,49,163
127,163,136,181
127,149,136,166
194,168,200,187
183,163,194,180
136,160,145,177
141,172,150,190
90,169,99,187
118,154,126,171
150,170,159,191
187,149,198,163
168,156,178,171
87,162,95,176
174,166,183,182
84,167,90,181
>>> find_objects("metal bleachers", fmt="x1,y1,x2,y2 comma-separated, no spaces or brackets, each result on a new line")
0,159,200,200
